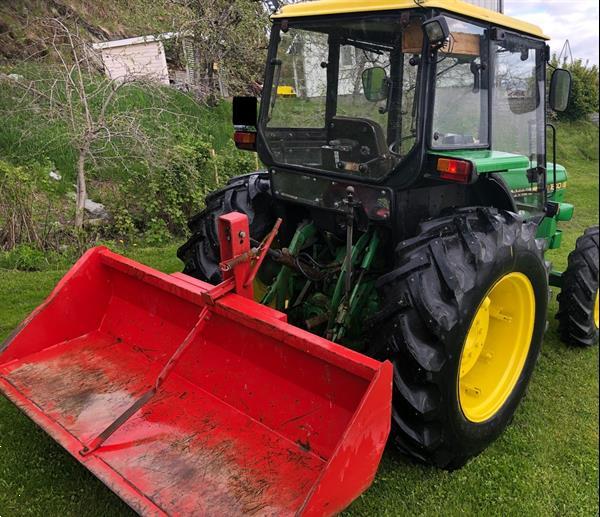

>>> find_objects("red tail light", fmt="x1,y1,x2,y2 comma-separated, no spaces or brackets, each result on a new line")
234,131,257,151
437,158,473,183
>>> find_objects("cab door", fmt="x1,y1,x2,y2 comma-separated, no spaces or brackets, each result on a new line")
491,32,547,217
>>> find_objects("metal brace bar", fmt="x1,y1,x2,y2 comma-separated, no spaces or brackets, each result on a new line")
80,306,211,456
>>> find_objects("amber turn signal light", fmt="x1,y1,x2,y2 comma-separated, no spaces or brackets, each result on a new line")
234,131,257,151
437,158,473,183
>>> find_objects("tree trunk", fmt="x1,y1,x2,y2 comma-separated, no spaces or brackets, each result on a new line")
352,52,368,104
75,147,88,230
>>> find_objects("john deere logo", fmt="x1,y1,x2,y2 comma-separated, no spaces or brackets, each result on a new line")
511,182,567,195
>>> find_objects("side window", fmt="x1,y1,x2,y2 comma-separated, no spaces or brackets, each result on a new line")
268,29,329,128
492,35,544,164
492,34,545,212
431,18,488,148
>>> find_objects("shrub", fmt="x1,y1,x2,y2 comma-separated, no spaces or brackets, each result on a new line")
0,159,66,251
144,218,171,246
550,58,599,121
0,244,48,271
213,142,259,181
107,135,258,240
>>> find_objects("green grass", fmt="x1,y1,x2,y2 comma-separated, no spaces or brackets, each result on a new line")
0,75,235,186
0,122,598,515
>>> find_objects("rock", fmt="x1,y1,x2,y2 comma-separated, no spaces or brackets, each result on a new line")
67,191,111,220
85,198,110,220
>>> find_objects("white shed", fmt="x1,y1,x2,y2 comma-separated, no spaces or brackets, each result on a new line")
463,0,503,12
92,33,177,85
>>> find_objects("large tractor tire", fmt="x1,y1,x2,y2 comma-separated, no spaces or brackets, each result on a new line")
374,207,548,469
557,226,599,347
177,173,274,283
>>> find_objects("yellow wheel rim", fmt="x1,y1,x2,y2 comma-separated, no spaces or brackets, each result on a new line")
458,272,535,423
594,290,599,329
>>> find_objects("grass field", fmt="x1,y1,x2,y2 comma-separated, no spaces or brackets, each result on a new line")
0,121,598,515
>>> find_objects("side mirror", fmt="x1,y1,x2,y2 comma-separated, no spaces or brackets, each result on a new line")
362,67,389,102
232,96,258,127
422,15,450,50
549,68,572,112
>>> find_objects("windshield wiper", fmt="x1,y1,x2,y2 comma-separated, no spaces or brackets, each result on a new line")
340,37,392,54
436,60,462,78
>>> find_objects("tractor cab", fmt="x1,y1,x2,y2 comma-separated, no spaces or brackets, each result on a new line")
235,0,571,224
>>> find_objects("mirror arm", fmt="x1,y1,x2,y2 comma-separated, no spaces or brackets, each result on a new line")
378,79,393,114
470,61,482,93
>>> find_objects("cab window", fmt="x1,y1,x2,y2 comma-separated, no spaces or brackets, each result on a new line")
431,18,489,148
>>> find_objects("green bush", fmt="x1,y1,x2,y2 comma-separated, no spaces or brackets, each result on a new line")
550,58,599,121
213,142,259,180
0,159,66,251
144,218,172,246
0,244,48,271
108,135,258,240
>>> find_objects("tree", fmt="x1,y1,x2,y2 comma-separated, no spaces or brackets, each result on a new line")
180,0,269,102
2,17,178,230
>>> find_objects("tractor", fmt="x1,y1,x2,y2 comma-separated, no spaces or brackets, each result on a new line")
1,0,598,515
178,0,599,467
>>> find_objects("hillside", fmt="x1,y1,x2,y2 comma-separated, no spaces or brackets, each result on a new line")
0,0,191,62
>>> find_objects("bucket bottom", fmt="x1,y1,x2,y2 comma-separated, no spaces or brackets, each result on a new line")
0,330,325,516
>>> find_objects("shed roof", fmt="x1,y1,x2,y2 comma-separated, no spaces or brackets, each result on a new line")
92,32,179,51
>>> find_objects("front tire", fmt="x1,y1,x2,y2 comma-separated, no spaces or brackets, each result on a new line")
557,226,599,347
375,208,548,469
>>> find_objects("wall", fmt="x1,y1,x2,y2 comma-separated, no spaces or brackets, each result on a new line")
100,41,170,85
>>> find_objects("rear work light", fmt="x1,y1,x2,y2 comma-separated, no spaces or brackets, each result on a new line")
234,130,257,151
437,158,473,183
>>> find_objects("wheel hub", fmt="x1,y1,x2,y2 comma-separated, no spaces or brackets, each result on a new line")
458,272,536,423
460,296,491,377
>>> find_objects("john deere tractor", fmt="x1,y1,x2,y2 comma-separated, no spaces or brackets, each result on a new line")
178,0,599,469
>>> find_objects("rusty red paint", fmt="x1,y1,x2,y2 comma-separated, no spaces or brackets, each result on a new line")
0,213,393,516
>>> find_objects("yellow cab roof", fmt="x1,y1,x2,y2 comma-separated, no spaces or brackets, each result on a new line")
272,0,549,40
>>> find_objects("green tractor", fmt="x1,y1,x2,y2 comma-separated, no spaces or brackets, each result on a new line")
178,0,599,469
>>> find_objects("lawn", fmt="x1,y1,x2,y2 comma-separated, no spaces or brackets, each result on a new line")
0,122,598,515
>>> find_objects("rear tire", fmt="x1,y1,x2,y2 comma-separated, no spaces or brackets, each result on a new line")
374,207,548,469
557,226,599,347
177,173,274,283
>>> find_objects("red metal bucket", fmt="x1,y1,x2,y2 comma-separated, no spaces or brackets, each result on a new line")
0,245,392,515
